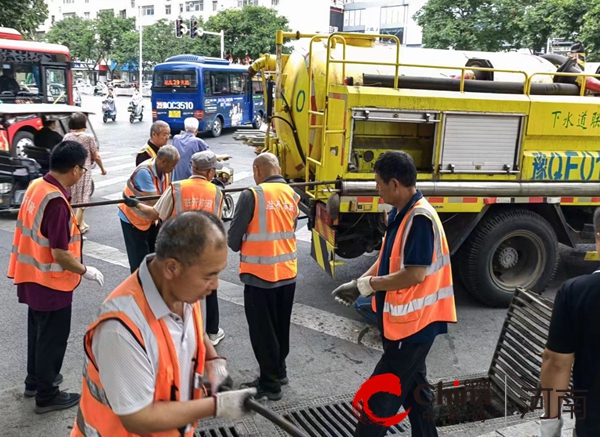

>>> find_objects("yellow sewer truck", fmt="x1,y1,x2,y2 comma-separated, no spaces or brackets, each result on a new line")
242,31,600,308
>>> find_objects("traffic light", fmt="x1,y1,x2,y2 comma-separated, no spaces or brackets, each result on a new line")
175,19,184,38
190,20,197,38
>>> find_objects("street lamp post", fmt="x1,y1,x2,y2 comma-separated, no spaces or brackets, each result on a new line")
196,28,225,59
138,6,143,83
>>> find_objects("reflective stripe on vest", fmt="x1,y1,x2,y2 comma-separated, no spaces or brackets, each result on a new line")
373,198,457,341
239,184,300,282
8,178,82,292
118,159,171,231
171,178,222,217
139,144,157,159
71,273,205,437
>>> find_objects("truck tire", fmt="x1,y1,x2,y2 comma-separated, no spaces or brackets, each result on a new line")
457,209,558,308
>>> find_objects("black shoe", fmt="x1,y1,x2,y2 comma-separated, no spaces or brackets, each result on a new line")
255,387,283,401
34,392,80,414
241,376,288,388
24,374,64,398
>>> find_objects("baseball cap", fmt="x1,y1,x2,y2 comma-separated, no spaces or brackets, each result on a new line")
191,150,223,171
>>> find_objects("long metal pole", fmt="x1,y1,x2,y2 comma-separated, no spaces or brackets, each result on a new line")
138,7,142,84
70,179,339,208
220,30,225,59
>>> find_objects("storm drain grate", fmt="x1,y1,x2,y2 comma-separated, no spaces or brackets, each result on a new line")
197,426,240,437
195,417,261,437
271,394,409,436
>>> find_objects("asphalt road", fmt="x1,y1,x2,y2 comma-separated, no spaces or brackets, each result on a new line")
0,94,596,436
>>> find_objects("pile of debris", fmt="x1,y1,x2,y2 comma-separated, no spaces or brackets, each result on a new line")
232,129,274,148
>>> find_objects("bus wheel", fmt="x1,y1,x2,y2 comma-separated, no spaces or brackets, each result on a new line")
211,117,223,138
12,131,35,158
252,112,263,129
457,209,558,308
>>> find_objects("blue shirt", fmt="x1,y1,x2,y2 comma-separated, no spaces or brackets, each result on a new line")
375,190,448,346
118,162,163,224
171,132,209,182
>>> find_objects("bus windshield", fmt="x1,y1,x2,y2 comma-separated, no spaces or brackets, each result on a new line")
153,69,198,93
0,44,71,104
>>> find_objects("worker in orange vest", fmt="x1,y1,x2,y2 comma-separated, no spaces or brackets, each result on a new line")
136,120,170,165
332,151,457,437
70,211,257,437
8,140,104,414
228,152,300,401
119,145,179,273
123,150,226,346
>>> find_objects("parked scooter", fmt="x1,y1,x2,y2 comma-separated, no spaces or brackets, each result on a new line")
102,95,117,123
94,82,107,96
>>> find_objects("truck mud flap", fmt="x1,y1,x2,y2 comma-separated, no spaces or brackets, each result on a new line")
310,229,337,278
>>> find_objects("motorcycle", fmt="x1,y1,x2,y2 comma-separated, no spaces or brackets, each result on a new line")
213,166,235,220
102,97,117,123
128,100,144,123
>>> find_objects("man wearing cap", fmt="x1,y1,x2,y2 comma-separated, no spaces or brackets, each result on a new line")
123,150,226,346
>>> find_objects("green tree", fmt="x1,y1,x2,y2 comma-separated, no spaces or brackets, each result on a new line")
95,10,136,78
45,16,100,73
0,0,48,38
205,5,291,59
112,31,139,76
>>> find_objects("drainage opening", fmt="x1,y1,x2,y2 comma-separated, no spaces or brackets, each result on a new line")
196,425,241,437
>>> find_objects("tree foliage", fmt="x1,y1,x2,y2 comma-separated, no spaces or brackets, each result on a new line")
414,0,600,59
45,16,99,71
0,0,48,38
95,11,136,75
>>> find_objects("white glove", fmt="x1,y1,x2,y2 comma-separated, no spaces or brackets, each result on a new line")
83,266,104,286
205,357,231,393
540,416,563,437
357,276,375,297
214,388,257,420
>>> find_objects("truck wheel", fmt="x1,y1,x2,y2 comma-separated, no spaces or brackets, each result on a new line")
457,209,558,308
211,117,223,137
11,131,35,157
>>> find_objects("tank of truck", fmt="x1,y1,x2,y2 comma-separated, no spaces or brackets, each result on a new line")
275,39,559,179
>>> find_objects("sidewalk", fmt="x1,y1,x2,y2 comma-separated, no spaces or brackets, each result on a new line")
440,414,576,437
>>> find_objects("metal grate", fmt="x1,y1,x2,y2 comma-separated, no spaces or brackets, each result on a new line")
487,287,557,411
195,417,262,437
270,393,409,436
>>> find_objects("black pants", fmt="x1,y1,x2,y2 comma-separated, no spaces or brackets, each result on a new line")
355,340,438,437
206,290,219,335
121,220,159,273
244,283,295,392
26,305,72,405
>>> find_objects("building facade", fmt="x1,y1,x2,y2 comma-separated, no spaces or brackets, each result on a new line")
342,0,426,46
39,0,334,35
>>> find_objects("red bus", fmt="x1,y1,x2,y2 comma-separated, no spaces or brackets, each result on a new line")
0,27,73,156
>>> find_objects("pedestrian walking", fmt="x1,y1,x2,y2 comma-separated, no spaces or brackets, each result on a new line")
539,207,600,437
228,152,300,401
8,140,105,414
171,117,230,182
118,145,179,273
123,150,226,345
70,211,256,437
332,151,457,437
63,112,107,235
136,120,171,165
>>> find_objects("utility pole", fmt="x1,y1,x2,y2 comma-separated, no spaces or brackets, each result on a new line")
193,26,225,59
138,6,143,84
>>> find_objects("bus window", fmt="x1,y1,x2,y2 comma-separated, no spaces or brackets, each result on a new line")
229,73,245,95
153,70,198,92
210,72,230,95
45,67,68,104
203,71,212,96
0,63,43,101
252,80,263,94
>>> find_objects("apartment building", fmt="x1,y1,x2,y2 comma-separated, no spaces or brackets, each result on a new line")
39,0,333,35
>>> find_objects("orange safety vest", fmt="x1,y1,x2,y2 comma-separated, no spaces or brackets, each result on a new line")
118,159,171,231
239,183,300,282
71,272,206,437
170,177,223,219
138,143,157,160
372,198,457,341
7,178,82,292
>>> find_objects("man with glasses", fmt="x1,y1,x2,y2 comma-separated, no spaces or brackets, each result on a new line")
8,141,105,414
136,121,171,166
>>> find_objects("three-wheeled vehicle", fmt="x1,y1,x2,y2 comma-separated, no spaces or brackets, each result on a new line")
0,104,98,213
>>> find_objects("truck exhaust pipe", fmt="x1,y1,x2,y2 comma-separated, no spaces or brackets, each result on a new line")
340,181,600,198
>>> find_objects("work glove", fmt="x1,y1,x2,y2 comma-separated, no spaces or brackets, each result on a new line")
205,357,233,393
332,277,375,306
213,388,257,420
540,416,563,437
122,193,140,208
83,266,104,286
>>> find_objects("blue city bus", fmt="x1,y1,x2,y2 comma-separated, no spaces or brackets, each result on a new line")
151,55,265,137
